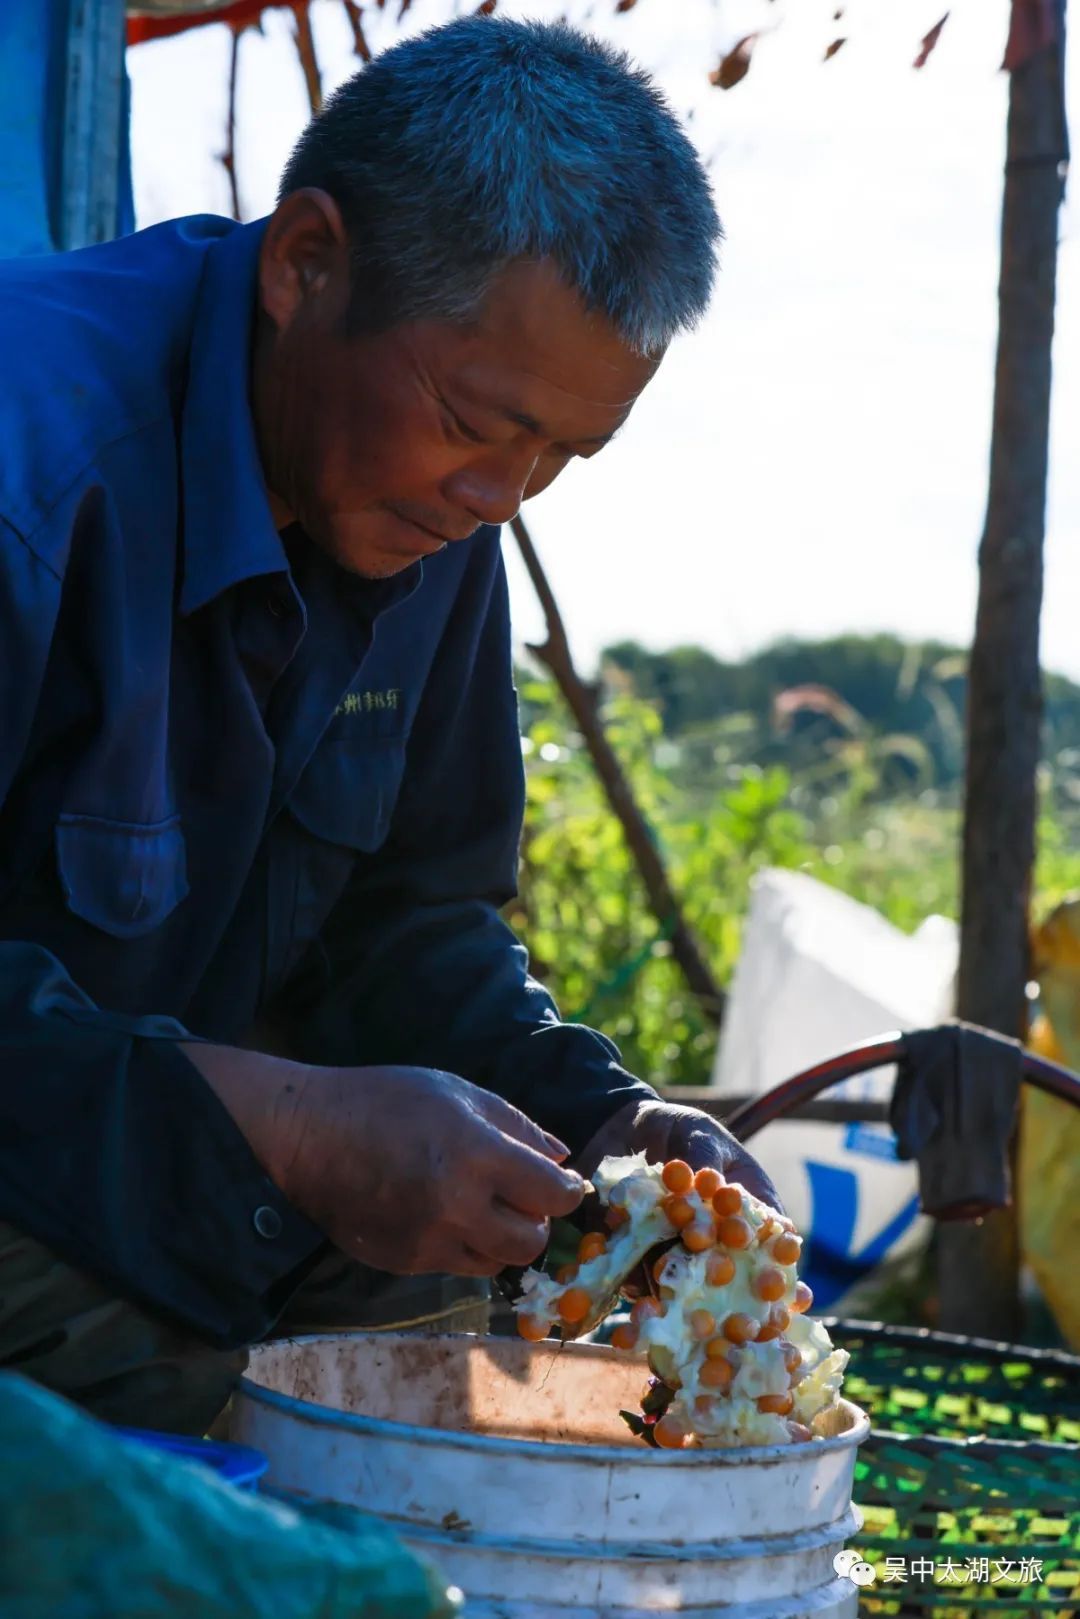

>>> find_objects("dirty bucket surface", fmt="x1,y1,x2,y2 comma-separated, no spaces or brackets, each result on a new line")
234,1332,868,1616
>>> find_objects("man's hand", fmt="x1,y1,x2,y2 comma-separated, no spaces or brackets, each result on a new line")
576,1098,782,1212
184,1045,585,1277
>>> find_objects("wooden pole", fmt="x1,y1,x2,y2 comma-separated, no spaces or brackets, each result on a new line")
942,0,1069,1339
510,513,726,1025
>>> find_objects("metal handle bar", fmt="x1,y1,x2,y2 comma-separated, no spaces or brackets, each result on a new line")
725,1028,1080,1143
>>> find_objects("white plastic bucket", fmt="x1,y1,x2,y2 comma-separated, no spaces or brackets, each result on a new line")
234,1332,867,1615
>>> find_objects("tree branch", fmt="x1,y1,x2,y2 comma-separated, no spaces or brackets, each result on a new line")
220,24,244,222
510,513,725,1026
343,1,372,61
290,1,323,114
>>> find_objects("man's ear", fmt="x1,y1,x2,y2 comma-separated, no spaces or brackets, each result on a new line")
258,188,349,333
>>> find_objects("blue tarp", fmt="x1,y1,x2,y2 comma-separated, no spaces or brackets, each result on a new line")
0,0,133,258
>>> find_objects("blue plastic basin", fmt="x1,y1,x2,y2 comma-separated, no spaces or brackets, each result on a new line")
114,1427,269,1491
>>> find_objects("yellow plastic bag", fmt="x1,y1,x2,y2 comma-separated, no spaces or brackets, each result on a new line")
1021,898,1080,1350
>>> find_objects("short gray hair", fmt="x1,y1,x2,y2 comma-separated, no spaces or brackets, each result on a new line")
278,17,721,356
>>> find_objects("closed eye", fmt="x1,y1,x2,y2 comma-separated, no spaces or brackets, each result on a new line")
439,397,492,446
555,425,622,460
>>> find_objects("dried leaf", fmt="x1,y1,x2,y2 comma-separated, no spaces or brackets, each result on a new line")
823,36,846,61
709,34,756,91
615,0,639,11
913,12,949,69
477,0,497,11
619,1409,659,1446
772,685,863,737
1002,0,1058,72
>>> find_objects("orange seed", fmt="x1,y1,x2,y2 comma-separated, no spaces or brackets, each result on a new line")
682,1220,717,1253
712,1185,743,1218
705,1252,736,1287
663,1195,696,1230
717,1215,753,1250
516,1315,548,1342
772,1232,802,1266
662,1159,694,1196
558,1287,592,1325
723,1312,760,1345
653,1415,688,1449
689,1309,716,1340
791,1281,814,1315
754,1267,787,1304
699,1356,734,1390
693,1167,724,1200
578,1232,607,1264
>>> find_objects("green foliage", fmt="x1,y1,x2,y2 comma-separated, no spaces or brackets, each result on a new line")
512,642,1080,1090
601,634,1080,792
514,678,956,1087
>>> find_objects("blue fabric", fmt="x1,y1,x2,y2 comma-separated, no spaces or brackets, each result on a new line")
0,215,653,1345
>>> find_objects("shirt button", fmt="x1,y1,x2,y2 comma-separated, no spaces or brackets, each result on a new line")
253,1205,283,1240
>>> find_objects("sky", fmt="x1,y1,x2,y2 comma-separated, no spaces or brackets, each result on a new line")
127,0,1079,678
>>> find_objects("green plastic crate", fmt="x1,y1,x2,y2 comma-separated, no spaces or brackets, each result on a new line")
826,1320,1080,1617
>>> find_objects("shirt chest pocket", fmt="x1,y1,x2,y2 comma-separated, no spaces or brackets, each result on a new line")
55,814,189,940
287,735,408,852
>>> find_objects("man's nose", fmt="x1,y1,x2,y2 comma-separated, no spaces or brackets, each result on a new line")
445,451,540,529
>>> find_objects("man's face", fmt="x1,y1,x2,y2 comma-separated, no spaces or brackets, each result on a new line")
253,191,661,577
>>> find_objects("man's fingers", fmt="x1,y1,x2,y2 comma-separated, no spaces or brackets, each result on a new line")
490,1139,586,1220
455,1243,518,1278
474,1088,569,1163
478,1202,552,1269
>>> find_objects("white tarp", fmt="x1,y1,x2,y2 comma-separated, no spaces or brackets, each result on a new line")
714,869,958,1312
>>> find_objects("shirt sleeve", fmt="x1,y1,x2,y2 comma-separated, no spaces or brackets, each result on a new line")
0,519,323,1347
272,529,658,1158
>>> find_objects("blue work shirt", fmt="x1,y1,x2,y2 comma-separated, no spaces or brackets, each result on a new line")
0,216,652,1348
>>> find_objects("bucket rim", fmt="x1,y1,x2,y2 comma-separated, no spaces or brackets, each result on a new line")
240,1333,871,1467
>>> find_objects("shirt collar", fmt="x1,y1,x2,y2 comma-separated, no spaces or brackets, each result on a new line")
178,217,287,616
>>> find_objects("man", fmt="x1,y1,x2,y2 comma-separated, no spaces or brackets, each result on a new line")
0,16,776,1434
